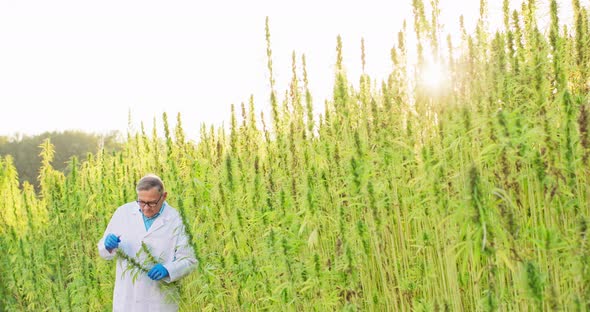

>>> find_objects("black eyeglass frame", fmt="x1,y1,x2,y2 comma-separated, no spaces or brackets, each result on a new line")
136,193,163,208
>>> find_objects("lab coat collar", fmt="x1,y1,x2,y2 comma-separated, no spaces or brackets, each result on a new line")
131,201,170,236
145,202,170,236
132,202,140,215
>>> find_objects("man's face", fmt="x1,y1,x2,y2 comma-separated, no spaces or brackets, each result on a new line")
137,188,166,218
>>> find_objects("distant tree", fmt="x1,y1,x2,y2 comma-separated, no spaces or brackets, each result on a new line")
0,130,122,189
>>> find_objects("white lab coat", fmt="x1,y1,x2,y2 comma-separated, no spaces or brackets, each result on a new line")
98,202,197,312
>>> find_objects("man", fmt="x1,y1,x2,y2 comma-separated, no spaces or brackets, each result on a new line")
98,174,197,312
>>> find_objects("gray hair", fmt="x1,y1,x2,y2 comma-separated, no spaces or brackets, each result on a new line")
136,174,165,193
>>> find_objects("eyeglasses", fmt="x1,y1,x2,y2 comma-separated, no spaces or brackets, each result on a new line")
137,193,163,208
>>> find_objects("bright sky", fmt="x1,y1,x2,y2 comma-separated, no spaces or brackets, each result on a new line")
0,0,582,139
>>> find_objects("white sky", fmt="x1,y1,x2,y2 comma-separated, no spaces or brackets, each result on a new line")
0,0,582,140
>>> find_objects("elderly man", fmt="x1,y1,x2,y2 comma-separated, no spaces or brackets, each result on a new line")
98,174,197,312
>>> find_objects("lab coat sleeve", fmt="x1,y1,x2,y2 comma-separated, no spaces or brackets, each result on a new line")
163,221,197,283
97,207,122,260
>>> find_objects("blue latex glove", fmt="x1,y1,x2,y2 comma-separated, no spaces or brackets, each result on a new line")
148,264,169,281
104,233,121,251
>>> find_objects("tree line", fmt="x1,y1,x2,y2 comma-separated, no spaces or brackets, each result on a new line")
0,131,122,189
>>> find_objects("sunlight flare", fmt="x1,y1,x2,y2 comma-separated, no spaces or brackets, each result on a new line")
420,61,447,91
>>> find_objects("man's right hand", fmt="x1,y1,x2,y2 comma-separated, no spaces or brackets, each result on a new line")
104,233,121,251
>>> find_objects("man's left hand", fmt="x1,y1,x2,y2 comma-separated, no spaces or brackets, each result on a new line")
148,264,169,281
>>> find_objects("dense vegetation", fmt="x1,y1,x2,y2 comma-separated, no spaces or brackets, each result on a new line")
1,0,590,310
